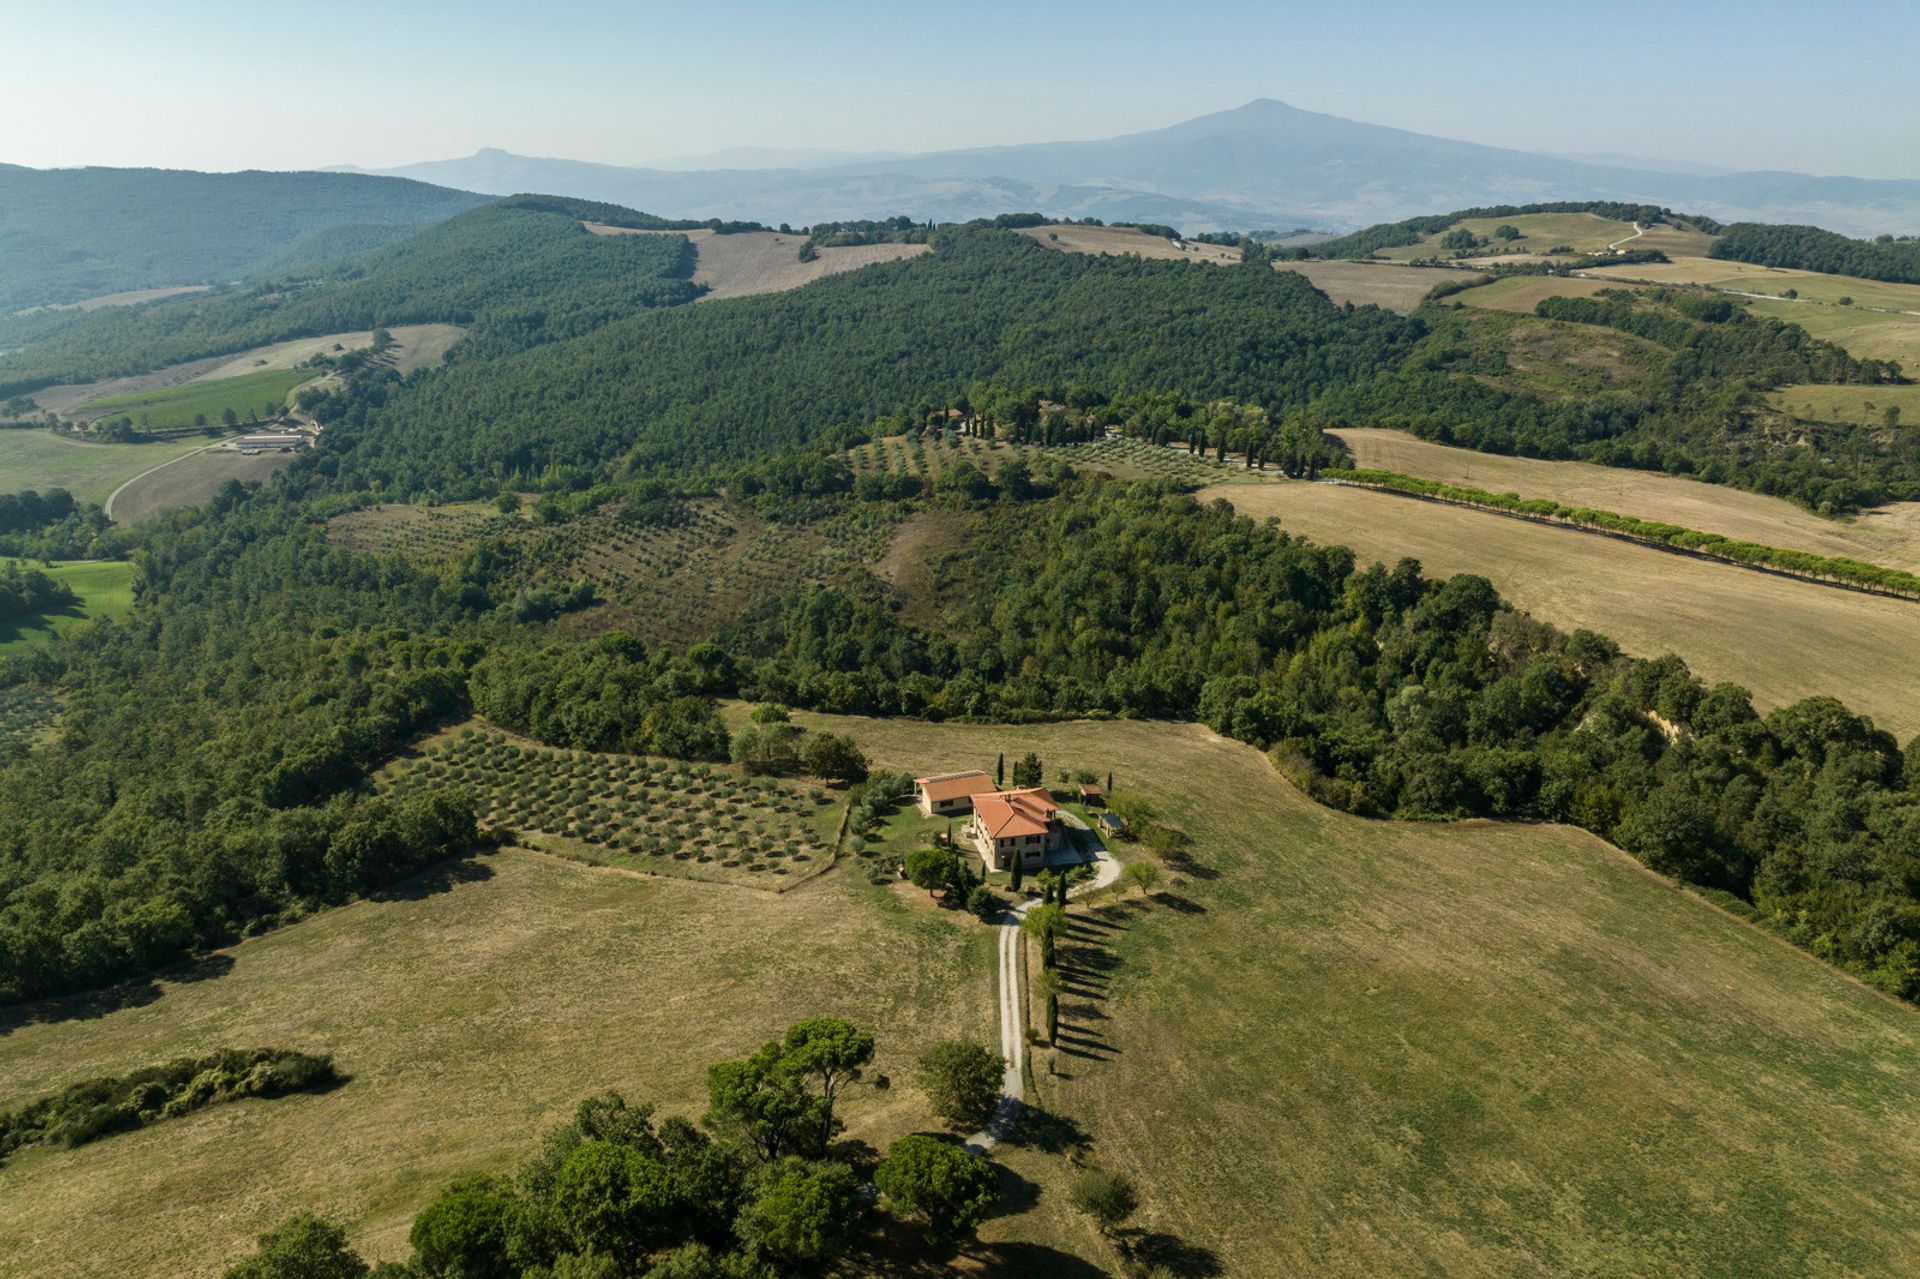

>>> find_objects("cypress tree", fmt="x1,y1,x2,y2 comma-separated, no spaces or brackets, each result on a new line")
1010,856,1023,892
996,753,1005,786
1046,992,1059,1043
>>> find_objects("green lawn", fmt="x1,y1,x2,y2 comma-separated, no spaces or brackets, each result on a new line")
77,367,318,430
0,557,135,654
0,429,213,507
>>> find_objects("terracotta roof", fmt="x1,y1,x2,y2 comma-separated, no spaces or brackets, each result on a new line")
972,788,1060,839
1078,783,1103,797
914,770,995,803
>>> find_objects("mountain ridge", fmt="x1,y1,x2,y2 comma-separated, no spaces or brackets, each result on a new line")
344,99,1920,236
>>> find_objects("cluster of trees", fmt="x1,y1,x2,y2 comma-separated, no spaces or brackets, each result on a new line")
0,1048,337,1164
468,633,734,762
0,487,115,560
728,704,869,783
0,487,77,534
1328,467,1920,597
802,216,934,249
219,1020,1004,1278
0,562,76,626
1710,222,1920,285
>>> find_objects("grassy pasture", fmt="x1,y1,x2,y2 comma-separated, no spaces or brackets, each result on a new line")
108,447,300,525
1375,211,1645,261
584,225,930,302
1446,273,1632,312
375,724,843,889
0,557,136,655
1021,224,1456,313
0,429,212,506
1768,382,1920,430
1330,427,1920,571
76,367,314,429
1589,255,1920,311
1210,480,1920,739
0,848,997,1279
782,711,1920,1278
1272,259,1459,313
1744,297,1920,371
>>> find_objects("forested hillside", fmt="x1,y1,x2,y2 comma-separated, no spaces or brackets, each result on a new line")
0,196,702,396
0,166,489,311
1710,222,1920,284
321,227,1418,489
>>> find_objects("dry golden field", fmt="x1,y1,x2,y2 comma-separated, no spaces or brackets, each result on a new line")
1021,223,1457,313
1210,478,1920,738
583,224,929,300
1331,427,1920,571
1446,274,1633,312
0,850,995,1279
783,712,1920,1278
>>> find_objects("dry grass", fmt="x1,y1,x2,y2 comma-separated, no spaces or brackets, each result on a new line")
193,324,465,381
1209,479,1920,738
1021,223,1456,313
1272,260,1458,313
1018,223,1241,265
1744,298,1920,371
1448,274,1633,312
28,326,465,417
1767,382,1920,429
0,849,994,1279
782,711,1920,1278
1375,211,1652,261
584,224,929,301
0,430,213,507
13,284,214,316
108,447,297,524
1331,427,1920,571
1587,256,1920,311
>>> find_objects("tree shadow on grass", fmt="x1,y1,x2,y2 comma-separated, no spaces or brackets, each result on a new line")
974,1242,1113,1278
0,952,236,1037
1148,891,1206,915
1009,1102,1093,1156
1123,1229,1224,1276
368,849,497,901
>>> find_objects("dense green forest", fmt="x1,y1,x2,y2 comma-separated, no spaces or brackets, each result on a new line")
316,226,1416,490
1710,221,1920,284
0,196,702,396
0,165,488,311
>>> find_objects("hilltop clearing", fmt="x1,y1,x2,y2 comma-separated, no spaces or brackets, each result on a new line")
586,222,930,299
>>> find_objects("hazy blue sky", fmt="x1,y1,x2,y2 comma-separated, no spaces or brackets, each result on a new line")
5,0,1915,177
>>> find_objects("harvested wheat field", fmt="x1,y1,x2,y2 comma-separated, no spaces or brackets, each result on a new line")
108,446,297,524
0,849,993,1279
1018,222,1242,264
1447,273,1632,312
1022,223,1455,312
584,224,929,300
782,711,1920,1278
1330,427,1920,571
28,325,464,415
1211,479,1920,738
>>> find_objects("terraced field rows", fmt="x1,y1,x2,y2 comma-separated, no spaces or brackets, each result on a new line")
376,726,840,888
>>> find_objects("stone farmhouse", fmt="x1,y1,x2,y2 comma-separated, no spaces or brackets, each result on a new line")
967,787,1065,872
913,769,997,817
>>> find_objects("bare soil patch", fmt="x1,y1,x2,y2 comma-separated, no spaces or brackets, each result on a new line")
584,224,928,301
